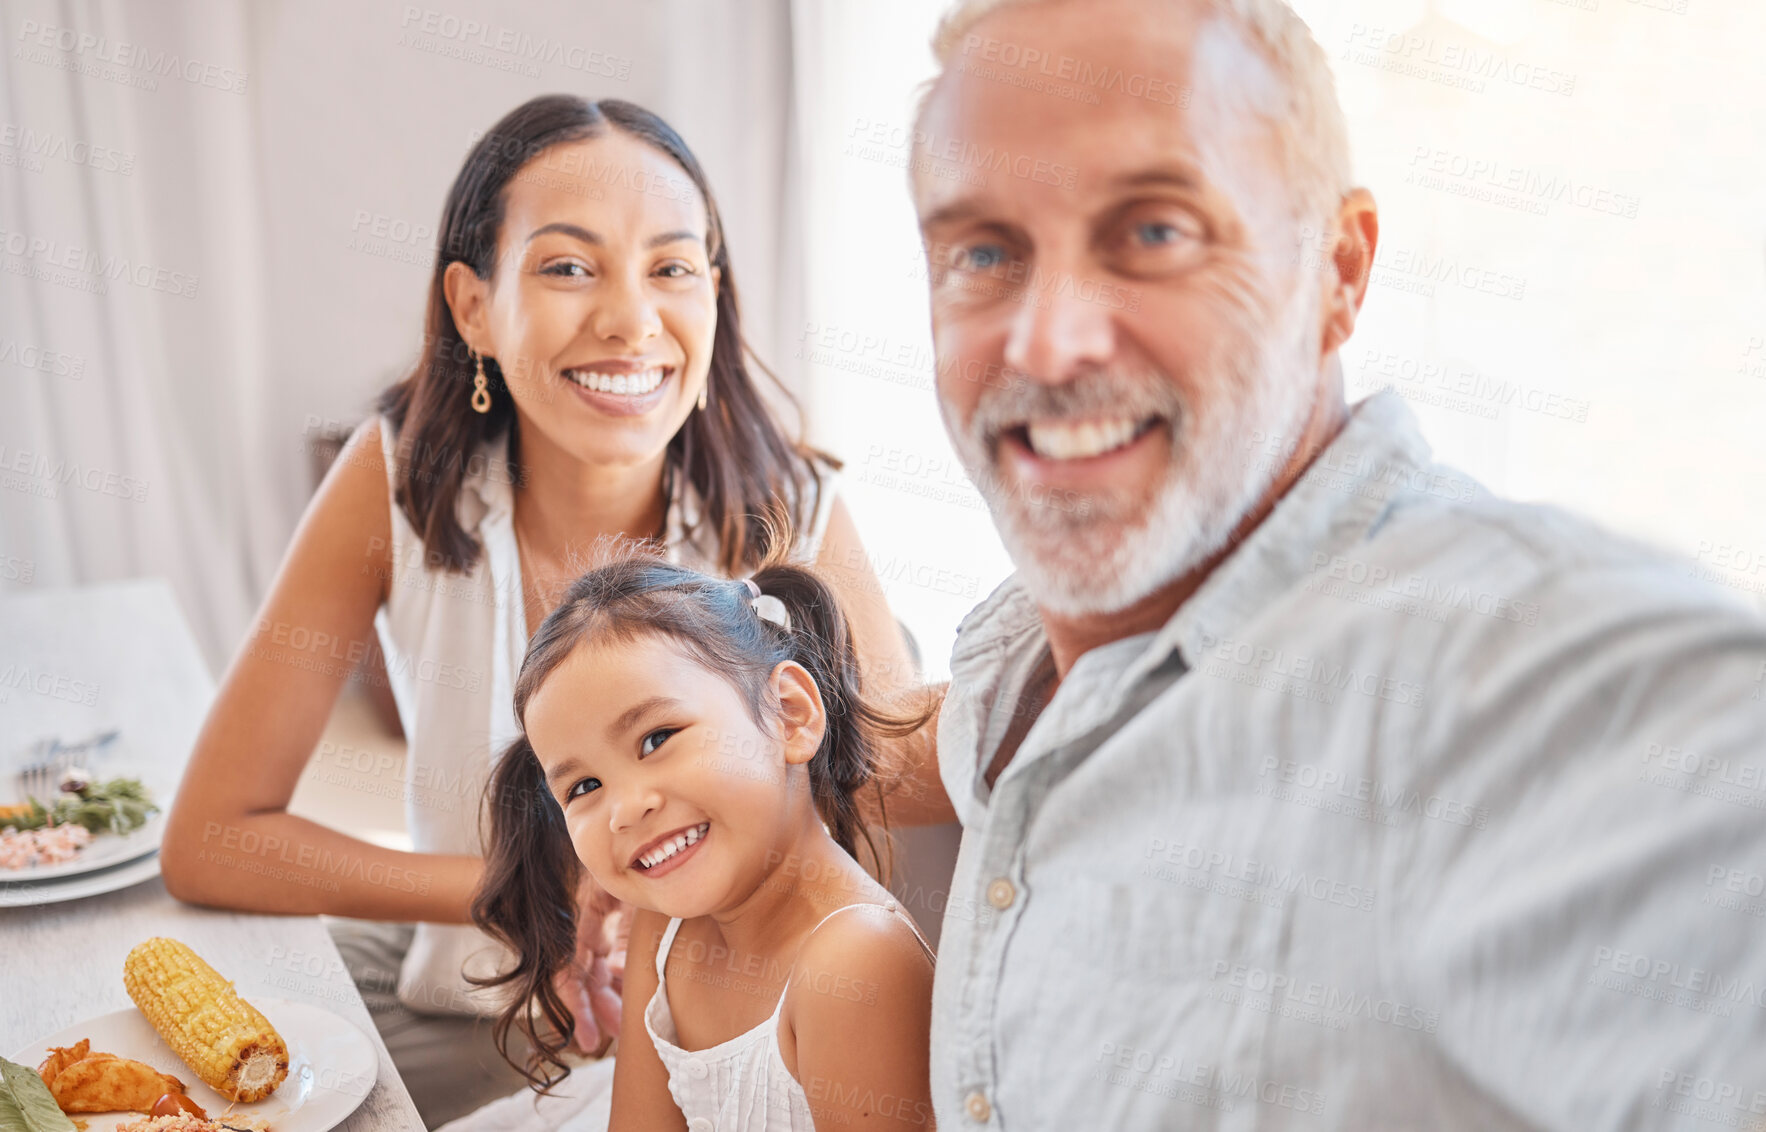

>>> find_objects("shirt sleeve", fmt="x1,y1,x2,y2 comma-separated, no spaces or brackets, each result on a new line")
1391,559,1766,1131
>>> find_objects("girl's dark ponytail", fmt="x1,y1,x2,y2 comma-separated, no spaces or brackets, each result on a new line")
470,735,582,1089
747,563,925,877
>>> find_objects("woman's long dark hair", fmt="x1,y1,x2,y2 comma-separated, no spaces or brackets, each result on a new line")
378,95,830,576
469,555,930,1091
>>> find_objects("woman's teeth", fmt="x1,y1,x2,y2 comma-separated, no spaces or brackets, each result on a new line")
636,823,708,870
564,367,666,396
1025,416,1146,461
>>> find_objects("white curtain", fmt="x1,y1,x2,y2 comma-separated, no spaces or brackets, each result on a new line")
1,0,801,671
0,0,279,670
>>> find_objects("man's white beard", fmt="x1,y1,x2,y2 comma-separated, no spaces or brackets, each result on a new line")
948,295,1319,618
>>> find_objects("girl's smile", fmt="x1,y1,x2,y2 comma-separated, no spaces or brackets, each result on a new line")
629,820,709,876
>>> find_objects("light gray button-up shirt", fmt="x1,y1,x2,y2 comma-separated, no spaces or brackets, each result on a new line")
930,391,1766,1130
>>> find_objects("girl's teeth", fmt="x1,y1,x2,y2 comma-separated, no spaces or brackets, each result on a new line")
638,823,708,870
565,367,666,395
1025,416,1142,461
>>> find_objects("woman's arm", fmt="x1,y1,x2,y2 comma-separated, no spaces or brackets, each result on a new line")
785,907,937,1130
864,685,953,828
607,909,689,1132
815,499,955,826
814,496,918,693
161,418,482,921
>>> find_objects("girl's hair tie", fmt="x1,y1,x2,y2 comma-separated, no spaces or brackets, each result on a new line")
741,577,792,633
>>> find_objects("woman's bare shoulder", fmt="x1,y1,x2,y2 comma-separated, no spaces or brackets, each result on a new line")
244,414,398,615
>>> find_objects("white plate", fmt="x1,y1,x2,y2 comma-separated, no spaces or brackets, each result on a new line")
0,850,163,908
0,814,165,881
11,997,378,1132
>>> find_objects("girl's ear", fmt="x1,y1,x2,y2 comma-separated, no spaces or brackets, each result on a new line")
770,660,826,767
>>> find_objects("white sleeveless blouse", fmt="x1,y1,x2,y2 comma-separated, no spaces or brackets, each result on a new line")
645,902,933,1132
372,416,837,1015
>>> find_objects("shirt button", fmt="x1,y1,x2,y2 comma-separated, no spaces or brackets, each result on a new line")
986,877,1016,909
965,1090,992,1122
685,1058,709,1080
687,1120,714,1132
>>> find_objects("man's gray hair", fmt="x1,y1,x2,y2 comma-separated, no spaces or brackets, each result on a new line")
924,0,1354,222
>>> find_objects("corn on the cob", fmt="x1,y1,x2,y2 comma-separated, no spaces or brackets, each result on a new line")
122,937,289,1102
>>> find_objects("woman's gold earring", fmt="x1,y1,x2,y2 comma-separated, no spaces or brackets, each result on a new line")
470,350,492,414
697,383,709,412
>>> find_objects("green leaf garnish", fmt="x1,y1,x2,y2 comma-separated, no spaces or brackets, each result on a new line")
0,1056,76,1132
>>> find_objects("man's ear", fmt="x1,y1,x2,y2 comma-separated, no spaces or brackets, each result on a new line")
1319,187,1379,357
443,260,494,356
771,661,827,768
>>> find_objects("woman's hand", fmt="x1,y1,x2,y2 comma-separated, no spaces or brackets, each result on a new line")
552,875,631,1056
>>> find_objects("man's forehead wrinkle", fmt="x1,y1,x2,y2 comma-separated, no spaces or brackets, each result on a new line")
912,66,1089,218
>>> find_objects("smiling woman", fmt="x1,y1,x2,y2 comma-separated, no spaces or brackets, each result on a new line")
385,96,823,582
159,94,923,1129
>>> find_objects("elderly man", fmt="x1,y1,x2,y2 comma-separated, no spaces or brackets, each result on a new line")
900,0,1766,1127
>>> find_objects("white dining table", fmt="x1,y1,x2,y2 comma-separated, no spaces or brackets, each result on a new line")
0,579,425,1131
0,878,424,1131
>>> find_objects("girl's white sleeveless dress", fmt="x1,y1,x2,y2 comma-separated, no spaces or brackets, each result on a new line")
645,901,935,1132
439,901,934,1132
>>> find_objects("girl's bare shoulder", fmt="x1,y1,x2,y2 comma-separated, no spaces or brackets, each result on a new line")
791,902,934,1005
778,901,935,1090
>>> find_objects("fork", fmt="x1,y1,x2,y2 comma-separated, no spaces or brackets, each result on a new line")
11,729,120,802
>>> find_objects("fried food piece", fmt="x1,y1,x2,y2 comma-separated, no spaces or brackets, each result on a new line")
36,1039,90,1086
37,1044,186,1114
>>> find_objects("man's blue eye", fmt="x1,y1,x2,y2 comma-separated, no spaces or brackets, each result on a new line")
641,728,677,756
1137,222,1182,246
960,245,1006,270
567,776,601,800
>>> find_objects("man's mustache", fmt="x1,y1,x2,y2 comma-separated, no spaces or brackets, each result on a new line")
966,370,1186,447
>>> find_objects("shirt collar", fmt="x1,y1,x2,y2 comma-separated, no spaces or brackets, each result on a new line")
1142,389,1451,681
457,428,515,531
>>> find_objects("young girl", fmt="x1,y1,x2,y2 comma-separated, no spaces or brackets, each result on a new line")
474,557,937,1131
